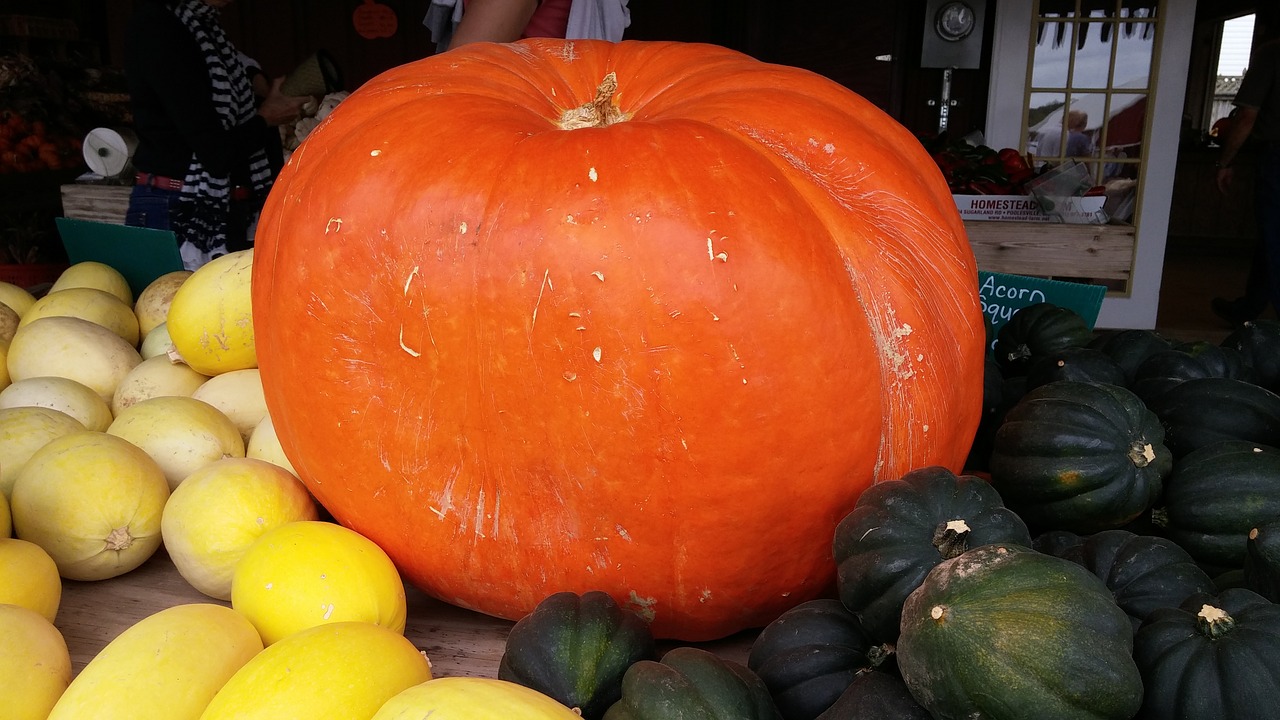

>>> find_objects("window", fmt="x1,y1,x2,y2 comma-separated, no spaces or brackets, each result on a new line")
1023,1,1160,198
1209,14,1255,132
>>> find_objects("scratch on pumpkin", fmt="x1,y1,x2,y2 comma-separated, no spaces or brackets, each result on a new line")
531,269,551,331
398,326,420,357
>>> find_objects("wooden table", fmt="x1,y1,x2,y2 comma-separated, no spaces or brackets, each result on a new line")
55,550,755,677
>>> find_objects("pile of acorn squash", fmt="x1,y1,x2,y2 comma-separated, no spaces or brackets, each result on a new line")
493,303,1280,720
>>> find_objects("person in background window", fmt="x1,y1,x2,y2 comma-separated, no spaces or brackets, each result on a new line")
1064,110,1093,157
124,0,308,270
424,0,629,53
1214,38,1280,325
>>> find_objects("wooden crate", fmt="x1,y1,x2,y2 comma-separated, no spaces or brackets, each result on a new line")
964,220,1137,281
60,183,132,225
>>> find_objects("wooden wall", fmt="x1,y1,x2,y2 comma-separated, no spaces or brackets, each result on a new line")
78,0,993,141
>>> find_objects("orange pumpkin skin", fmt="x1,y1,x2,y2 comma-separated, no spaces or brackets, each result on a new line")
253,39,984,641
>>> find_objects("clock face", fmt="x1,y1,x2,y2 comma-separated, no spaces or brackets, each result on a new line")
936,1,976,42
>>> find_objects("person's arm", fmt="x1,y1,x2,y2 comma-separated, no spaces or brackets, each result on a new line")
1217,106,1260,195
447,0,539,49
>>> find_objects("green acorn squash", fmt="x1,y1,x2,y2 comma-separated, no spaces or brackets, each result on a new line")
1024,347,1126,392
1088,328,1171,387
747,599,891,720
1245,521,1280,602
989,380,1171,534
498,590,657,719
897,543,1143,720
1070,530,1216,632
1143,377,1280,459
963,356,1008,474
1032,529,1085,559
1130,341,1257,404
1156,441,1280,571
1132,588,1280,720
813,671,930,720
993,303,1093,377
1222,318,1280,393
832,466,1032,643
603,647,781,720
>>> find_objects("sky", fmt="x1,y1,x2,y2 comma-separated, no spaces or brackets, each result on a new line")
1031,18,1157,91
1218,14,1255,76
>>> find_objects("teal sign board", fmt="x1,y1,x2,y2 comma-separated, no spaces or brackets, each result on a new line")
978,271,1106,351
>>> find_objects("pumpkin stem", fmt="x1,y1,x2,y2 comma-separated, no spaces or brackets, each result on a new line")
558,72,628,130
1005,344,1032,364
866,642,896,668
1150,507,1169,529
1128,440,1156,468
104,526,134,552
1196,604,1236,639
932,519,972,559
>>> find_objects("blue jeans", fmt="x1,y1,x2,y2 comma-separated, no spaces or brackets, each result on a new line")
125,183,257,253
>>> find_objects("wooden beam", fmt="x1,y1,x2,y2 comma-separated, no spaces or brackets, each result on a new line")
965,220,1136,280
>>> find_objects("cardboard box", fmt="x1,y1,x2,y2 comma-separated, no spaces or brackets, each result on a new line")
953,194,1108,224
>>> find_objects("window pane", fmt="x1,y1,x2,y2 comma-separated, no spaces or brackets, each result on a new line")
1064,93,1104,159
1101,93,1146,175
1073,21,1115,88
1033,21,1073,87
1114,21,1156,88
1028,92,1068,158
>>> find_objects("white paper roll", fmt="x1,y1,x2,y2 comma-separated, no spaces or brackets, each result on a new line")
82,127,138,178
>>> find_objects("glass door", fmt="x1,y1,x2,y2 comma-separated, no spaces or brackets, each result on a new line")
1024,1,1160,228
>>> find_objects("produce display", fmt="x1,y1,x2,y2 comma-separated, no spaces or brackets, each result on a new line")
3,38,1280,720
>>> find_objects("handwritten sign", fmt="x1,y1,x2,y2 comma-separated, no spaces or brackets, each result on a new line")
978,271,1106,350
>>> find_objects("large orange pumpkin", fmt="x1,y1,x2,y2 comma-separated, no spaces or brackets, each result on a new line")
253,39,984,640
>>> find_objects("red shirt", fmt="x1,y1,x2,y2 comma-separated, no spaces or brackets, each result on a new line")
521,0,571,39
461,0,572,39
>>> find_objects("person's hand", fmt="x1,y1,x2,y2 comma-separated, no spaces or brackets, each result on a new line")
1217,166,1234,196
257,76,309,127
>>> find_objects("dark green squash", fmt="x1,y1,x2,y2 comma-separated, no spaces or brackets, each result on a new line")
1088,328,1172,387
1143,377,1280,459
964,356,1008,474
1130,341,1258,404
993,302,1093,377
499,590,657,719
989,380,1172,534
1032,529,1085,559
1214,568,1249,592
832,466,1032,643
1222,318,1280,393
603,646,781,720
1244,521,1280,602
1070,530,1216,632
747,599,892,720
1155,441,1280,571
1133,588,1280,720
897,543,1143,720
1024,347,1126,392
813,671,930,720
